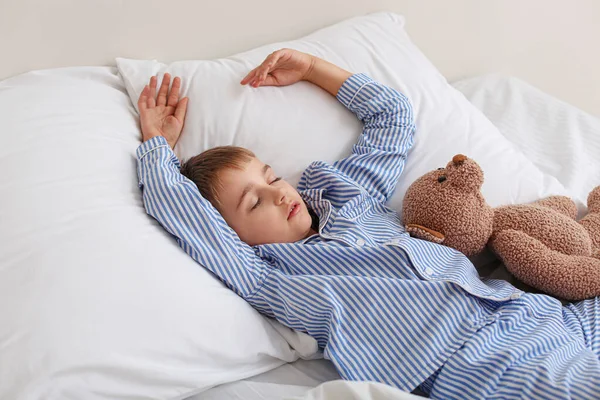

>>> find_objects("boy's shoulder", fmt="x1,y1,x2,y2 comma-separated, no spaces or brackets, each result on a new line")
299,160,368,196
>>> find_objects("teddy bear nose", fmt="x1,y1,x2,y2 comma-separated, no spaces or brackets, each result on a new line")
452,154,468,165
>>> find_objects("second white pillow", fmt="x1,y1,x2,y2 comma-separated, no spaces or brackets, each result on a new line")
453,74,600,211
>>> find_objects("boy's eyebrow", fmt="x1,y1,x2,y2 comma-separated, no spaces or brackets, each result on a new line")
236,164,272,210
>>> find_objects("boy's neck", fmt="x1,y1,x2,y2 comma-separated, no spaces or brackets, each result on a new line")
306,202,320,233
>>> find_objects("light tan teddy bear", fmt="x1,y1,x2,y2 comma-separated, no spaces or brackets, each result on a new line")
402,154,600,301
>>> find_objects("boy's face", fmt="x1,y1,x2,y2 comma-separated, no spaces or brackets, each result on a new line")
216,157,314,246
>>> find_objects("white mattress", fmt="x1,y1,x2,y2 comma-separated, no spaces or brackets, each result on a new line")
184,74,600,399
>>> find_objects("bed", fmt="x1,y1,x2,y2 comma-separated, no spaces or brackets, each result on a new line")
189,73,600,400
1,2,598,399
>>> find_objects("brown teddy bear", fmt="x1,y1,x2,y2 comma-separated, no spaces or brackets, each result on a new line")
402,154,600,301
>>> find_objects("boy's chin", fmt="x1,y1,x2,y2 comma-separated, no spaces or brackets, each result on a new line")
299,218,314,238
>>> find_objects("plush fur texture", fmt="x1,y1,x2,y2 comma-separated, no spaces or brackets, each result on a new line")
402,155,600,301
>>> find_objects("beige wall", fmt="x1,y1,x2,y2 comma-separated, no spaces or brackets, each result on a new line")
1,0,598,116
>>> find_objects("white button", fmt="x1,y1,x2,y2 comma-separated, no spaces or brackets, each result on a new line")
510,293,521,300
424,267,434,276
356,238,366,246
390,238,401,245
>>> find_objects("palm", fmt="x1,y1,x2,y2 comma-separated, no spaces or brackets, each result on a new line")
137,73,188,149
140,104,182,146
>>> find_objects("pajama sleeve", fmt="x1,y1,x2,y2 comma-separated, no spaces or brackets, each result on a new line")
136,136,269,298
298,73,416,204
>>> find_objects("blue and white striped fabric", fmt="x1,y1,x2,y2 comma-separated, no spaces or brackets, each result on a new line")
136,74,600,398
421,294,600,399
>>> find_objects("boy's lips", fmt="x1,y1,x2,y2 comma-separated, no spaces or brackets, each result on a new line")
288,201,301,220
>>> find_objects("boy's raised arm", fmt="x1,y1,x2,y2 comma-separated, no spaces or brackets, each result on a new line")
136,74,267,298
137,137,267,298
244,49,416,203
331,74,416,203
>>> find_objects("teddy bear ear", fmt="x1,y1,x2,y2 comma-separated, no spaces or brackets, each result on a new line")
405,224,445,244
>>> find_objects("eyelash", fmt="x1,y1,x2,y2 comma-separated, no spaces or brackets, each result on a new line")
251,177,282,211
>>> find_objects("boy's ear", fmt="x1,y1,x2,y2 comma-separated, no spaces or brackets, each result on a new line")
405,224,445,244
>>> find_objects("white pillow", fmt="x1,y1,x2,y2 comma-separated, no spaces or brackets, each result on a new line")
0,67,316,400
117,12,567,214
452,74,600,211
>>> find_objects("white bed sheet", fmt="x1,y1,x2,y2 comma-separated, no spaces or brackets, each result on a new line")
186,359,338,400
188,359,427,400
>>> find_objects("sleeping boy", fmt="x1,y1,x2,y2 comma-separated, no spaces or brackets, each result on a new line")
135,48,600,399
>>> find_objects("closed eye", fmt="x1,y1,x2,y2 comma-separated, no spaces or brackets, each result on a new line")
250,177,282,211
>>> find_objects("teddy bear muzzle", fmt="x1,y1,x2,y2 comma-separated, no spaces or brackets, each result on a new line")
405,224,445,244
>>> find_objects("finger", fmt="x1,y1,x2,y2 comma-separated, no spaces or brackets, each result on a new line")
246,55,273,87
259,75,279,87
241,68,259,85
256,52,282,86
149,76,157,98
253,70,271,87
263,51,283,74
247,74,258,87
174,97,188,124
249,70,264,87
167,76,181,107
251,75,265,88
148,76,157,108
255,56,275,86
138,85,149,110
157,73,171,106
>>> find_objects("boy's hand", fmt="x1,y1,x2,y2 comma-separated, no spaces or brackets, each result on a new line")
138,73,189,149
240,48,315,88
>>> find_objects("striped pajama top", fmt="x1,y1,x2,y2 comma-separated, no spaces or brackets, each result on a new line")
136,73,524,391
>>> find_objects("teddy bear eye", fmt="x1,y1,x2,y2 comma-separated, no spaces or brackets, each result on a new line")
438,175,447,183
437,168,444,170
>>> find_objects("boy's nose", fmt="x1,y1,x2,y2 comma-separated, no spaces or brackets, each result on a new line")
274,188,286,205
